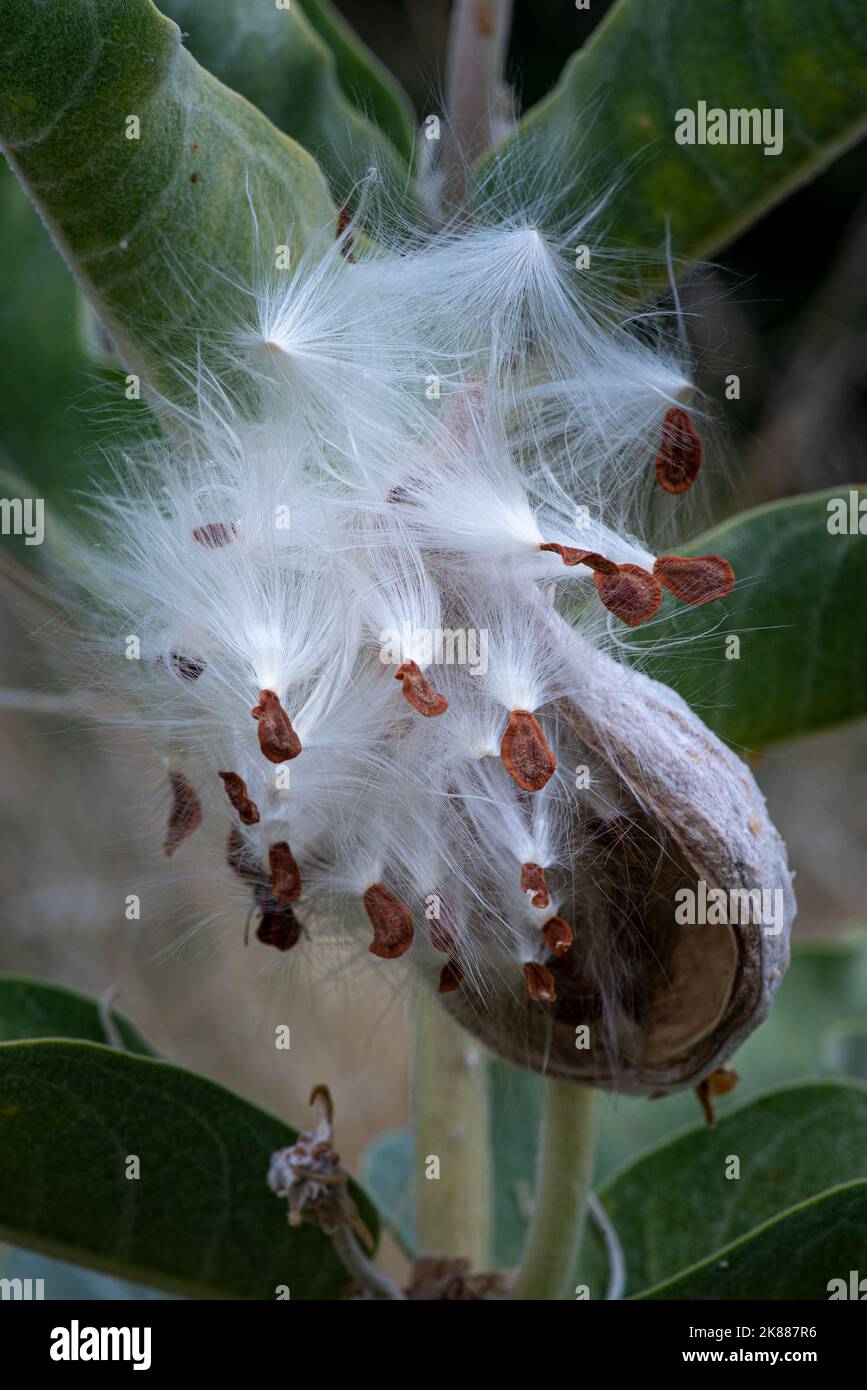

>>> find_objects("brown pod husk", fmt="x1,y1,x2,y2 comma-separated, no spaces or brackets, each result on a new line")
436,610,794,1096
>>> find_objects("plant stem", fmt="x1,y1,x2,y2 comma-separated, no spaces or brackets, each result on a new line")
443,0,514,210
513,1077,598,1300
330,1224,408,1301
413,987,491,1265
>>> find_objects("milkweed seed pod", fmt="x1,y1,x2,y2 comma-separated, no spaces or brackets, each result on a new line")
62,170,794,1095
433,603,794,1093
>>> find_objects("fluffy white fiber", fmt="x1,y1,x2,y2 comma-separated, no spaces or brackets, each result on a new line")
72,160,739,1057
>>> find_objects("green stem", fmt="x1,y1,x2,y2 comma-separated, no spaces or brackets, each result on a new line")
413,987,491,1265
513,1078,598,1300
443,0,514,210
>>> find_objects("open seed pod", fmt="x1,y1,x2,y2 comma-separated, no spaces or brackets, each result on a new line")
435,608,795,1096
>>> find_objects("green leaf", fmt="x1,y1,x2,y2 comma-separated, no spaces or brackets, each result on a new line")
159,0,414,194
578,1079,867,1297
0,165,142,506
2,1246,177,1299
637,1179,867,1300
0,975,157,1056
0,0,335,394
359,1128,415,1257
488,0,867,259
296,0,415,161
0,1039,378,1299
632,489,867,747
488,931,867,1267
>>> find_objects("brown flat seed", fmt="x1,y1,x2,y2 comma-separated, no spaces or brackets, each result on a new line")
655,406,702,494
251,689,302,762
523,961,557,1003
394,659,449,717
653,553,735,606
164,772,202,857
363,883,414,959
336,202,356,262
257,903,303,952
543,915,573,957
500,710,557,792
269,841,302,902
519,862,550,909
438,958,464,993
594,563,662,627
226,826,263,883
539,542,618,574
192,521,237,548
218,771,260,825
164,651,205,681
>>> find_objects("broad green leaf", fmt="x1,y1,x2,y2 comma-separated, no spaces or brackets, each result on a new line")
1,1246,177,1299
487,0,867,259
160,0,414,194
489,931,867,1266
0,165,142,505
0,975,157,1056
0,1039,378,1299
631,489,867,747
0,0,335,395
638,1179,867,1300
359,1128,415,1257
578,1079,867,1297
297,0,415,161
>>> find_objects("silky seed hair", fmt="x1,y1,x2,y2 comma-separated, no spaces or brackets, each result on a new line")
66,148,737,1062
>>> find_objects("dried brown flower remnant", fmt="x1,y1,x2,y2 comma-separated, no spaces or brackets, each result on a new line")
406,1255,510,1301
269,1086,353,1227
523,960,557,1003
438,958,464,993
269,841,302,902
655,406,701,494
394,659,449,716
520,862,550,909
542,915,573,957
594,563,662,627
539,542,618,574
257,902,303,952
363,883,414,959
218,770,260,825
251,688,302,762
163,771,202,857
653,553,735,606
695,1065,741,1128
500,710,557,792
192,521,238,548
269,1088,402,1300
